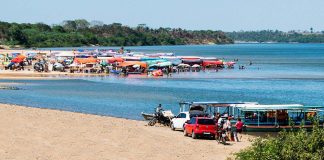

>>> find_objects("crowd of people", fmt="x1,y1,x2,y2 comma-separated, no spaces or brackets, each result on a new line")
214,113,244,142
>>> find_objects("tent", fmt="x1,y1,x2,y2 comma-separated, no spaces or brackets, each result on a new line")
74,57,98,64
202,60,223,67
149,61,172,68
108,57,124,63
119,61,147,68
55,51,75,57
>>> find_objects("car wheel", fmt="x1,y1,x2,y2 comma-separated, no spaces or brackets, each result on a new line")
171,123,175,131
210,135,215,140
192,131,197,139
183,129,188,136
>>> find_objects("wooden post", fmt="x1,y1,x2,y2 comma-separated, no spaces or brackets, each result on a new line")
275,110,278,126
257,110,260,126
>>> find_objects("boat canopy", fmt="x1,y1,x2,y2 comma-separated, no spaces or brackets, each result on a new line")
237,104,324,111
179,101,258,113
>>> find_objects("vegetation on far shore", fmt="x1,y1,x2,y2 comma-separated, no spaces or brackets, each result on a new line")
0,19,233,48
226,30,324,43
233,118,324,160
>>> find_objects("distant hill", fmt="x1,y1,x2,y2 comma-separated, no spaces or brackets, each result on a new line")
0,19,233,48
226,30,324,43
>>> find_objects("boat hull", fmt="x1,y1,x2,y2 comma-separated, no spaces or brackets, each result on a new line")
141,112,154,121
244,125,323,132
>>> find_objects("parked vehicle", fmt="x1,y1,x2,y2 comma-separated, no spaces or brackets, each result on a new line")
216,124,227,144
34,60,48,72
52,62,65,72
236,104,324,132
148,110,174,126
183,117,216,139
170,112,190,130
141,112,154,121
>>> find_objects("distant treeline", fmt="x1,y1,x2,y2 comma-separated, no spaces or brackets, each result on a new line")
226,30,324,43
0,19,233,48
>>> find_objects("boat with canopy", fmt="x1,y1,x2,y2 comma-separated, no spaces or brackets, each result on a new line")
236,104,324,132
178,101,324,132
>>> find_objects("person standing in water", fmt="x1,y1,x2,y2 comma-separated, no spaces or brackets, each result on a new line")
118,47,124,54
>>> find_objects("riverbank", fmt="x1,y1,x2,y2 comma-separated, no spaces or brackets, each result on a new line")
0,103,254,160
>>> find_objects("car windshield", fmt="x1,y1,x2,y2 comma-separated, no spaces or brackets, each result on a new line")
198,119,215,125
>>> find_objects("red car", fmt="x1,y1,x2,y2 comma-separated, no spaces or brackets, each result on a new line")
183,117,217,139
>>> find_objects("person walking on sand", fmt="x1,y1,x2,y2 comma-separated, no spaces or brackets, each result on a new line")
225,117,232,141
235,118,244,141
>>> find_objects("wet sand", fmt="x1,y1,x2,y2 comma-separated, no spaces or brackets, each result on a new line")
0,70,107,80
0,104,253,160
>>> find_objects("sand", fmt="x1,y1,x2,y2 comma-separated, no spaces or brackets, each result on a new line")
0,70,109,80
0,104,253,160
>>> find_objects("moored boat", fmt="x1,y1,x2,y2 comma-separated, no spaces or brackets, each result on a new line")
236,104,324,132
141,112,154,120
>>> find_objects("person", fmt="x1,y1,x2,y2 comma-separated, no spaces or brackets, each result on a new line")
235,118,244,141
218,115,226,128
118,47,124,54
155,104,163,114
224,117,232,141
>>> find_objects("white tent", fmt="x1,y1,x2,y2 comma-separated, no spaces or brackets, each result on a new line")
55,51,75,57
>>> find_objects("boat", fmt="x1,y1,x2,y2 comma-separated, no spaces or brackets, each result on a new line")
141,112,154,120
177,101,324,132
236,104,324,132
178,101,257,118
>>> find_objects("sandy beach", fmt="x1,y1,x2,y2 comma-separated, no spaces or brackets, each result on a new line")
0,104,253,160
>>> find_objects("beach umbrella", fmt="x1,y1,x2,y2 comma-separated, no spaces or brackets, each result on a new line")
133,64,140,68
192,64,201,68
178,63,190,67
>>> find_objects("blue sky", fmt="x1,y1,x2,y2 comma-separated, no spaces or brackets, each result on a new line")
1,0,324,31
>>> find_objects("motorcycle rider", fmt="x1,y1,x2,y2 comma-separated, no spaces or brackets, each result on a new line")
155,104,163,114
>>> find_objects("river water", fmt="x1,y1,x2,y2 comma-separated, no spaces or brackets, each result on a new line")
1,44,324,119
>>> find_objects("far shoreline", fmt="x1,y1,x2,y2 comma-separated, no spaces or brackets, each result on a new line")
3,42,324,51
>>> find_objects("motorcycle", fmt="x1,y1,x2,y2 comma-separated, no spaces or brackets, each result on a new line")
216,128,227,145
148,109,174,126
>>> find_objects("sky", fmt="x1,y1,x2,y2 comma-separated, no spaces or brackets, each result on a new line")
1,0,324,32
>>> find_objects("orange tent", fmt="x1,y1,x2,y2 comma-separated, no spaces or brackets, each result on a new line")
74,57,98,64
119,61,147,68
107,57,124,63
